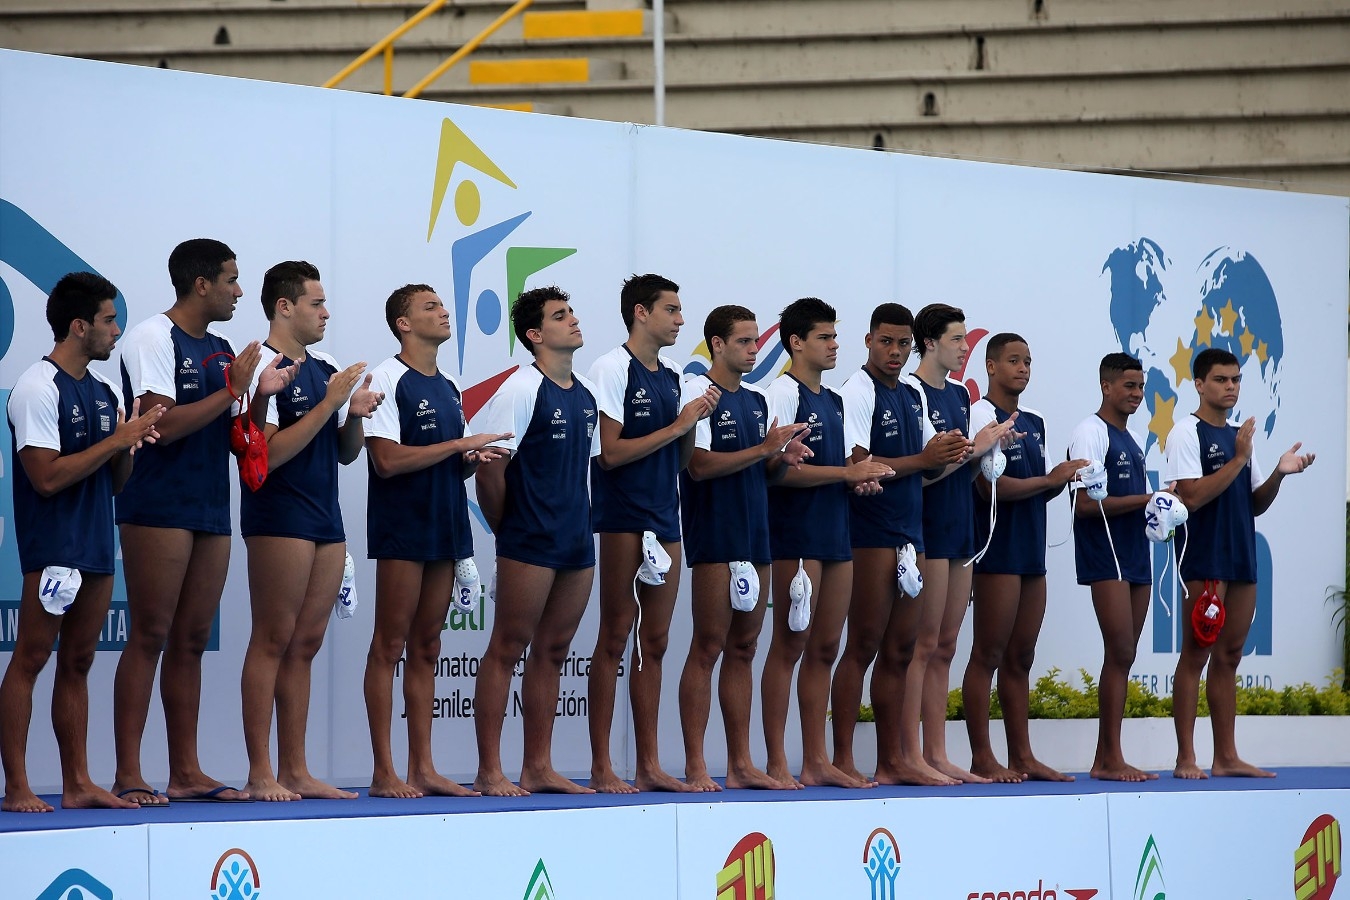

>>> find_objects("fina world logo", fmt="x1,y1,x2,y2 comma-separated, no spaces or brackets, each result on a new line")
862,828,901,900
34,868,114,900
425,117,576,373
1102,238,1280,657
210,848,262,900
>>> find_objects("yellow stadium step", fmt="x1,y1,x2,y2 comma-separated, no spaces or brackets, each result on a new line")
522,9,646,40
473,101,571,116
469,57,622,85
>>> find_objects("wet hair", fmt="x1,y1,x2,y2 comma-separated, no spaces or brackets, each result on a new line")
703,304,757,349
985,332,1029,359
512,285,570,355
778,297,836,353
385,283,436,339
912,303,964,357
620,273,679,332
1193,347,1240,381
168,238,236,299
1098,352,1143,382
869,302,913,332
259,260,321,321
47,271,117,341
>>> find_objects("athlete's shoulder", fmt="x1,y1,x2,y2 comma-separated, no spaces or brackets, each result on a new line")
657,354,681,377
122,312,174,343
764,373,796,397
972,397,995,416
88,365,121,396
574,370,598,399
1018,405,1047,429
587,345,629,380
308,348,341,372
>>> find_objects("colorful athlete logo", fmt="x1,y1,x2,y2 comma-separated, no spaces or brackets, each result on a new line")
1295,814,1341,900
426,118,576,372
521,858,556,900
717,832,775,900
862,828,901,900
1134,834,1165,900
35,868,113,900
210,848,261,900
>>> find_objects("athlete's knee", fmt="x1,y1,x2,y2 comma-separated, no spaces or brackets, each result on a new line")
1003,643,1036,676
55,645,97,679
127,617,172,655
931,633,960,665
726,635,760,667
807,636,842,667
173,622,215,658
1209,642,1244,672
408,635,443,669
637,628,670,661
285,631,327,664
969,639,1006,672
842,632,882,666
8,642,53,680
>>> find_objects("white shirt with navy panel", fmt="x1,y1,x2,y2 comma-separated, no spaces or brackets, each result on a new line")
1164,414,1264,583
116,314,237,534
765,373,850,562
679,376,772,566
971,400,1051,576
240,346,347,543
364,356,473,562
1067,414,1151,585
908,375,975,560
842,368,933,551
475,364,600,570
8,358,123,574
587,346,683,543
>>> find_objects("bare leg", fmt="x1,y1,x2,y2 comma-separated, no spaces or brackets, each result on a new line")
831,548,892,781
1092,580,1157,781
276,541,355,800
1204,582,1273,778
365,559,426,798
1000,576,1071,781
587,532,642,794
2,575,63,812
964,573,1024,782
759,558,811,788
891,554,958,786
799,560,872,788
922,559,988,783
241,536,312,802
518,566,595,795
403,560,479,797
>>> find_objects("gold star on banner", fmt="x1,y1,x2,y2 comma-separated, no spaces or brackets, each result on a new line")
1169,338,1193,386
1255,340,1269,364
1150,392,1177,452
1238,327,1256,357
1218,299,1239,336
1193,306,1216,347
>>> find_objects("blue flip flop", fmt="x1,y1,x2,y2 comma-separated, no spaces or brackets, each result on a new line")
170,785,253,803
117,786,170,806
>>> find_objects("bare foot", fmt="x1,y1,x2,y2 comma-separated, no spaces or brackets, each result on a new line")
1211,759,1276,778
1011,757,1075,783
112,783,171,806
1093,761,1160,782
588,768,639,794
63,783,139,810
874,759,958,787
725,763,792,791
1171,761,1208,780
520,767,595,795
765,764,804,790
368,776,424,799
684,772,723,792
474,771,529,797
635,767,697,793
279,774,358,800
409,771,480,797
166,772,247,801
970,758,1025,784
832,759,869,784
3,788,54,812
245,776,301,802
930,758,992,785
800,759,876,788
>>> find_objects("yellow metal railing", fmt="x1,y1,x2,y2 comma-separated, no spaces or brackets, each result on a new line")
323,0,534,99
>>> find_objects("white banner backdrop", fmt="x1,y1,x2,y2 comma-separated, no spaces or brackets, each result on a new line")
675,794,1110,899
0,48,1344,792
1106,789,1349,900
3,825,149,900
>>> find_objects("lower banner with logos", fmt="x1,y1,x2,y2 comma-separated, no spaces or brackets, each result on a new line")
145,804,677,899
6,825,148,900
676,794,1111,900
1107,788,1348,900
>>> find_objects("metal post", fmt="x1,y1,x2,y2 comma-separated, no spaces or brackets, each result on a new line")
653,0,665,126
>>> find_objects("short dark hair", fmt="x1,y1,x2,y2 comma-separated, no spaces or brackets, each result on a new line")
513,285,570,356
1099,352,1143,382
169,238,236,299
912,303,964,357
985,332,1028,359
620,273,679,332
385,283,436,340
778,297,836,353
869,302,913,332
1193,347,1240,381
703,305,757,349
259,260,321,321
47,271,117,341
